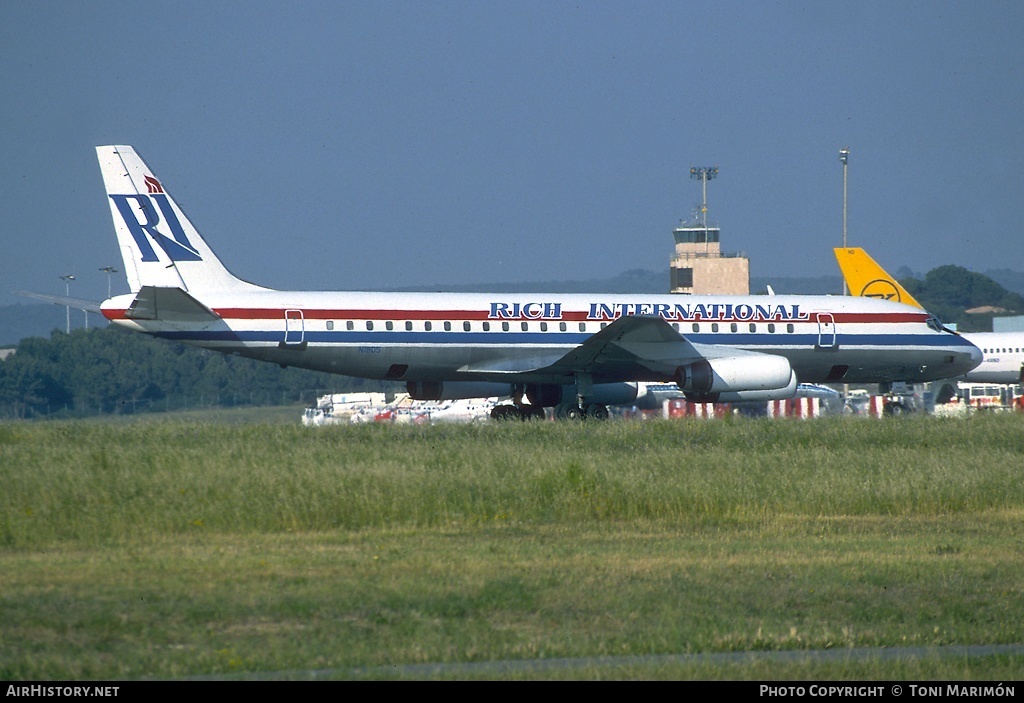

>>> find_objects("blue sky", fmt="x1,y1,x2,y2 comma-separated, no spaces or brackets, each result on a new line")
2,1,1023,306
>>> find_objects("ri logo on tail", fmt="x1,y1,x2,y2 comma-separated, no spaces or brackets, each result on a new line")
97,145,263,294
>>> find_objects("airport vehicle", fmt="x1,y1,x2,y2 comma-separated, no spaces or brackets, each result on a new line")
958,382,1023,411
95,146,981,420
835,247,1024,386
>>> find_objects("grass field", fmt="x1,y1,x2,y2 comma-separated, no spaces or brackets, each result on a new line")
1,413,1023,679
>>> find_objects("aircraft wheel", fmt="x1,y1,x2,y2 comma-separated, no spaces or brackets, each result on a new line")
563,404,585,421
557,405,581,421
521,405,546,420
884,401,909,416
490,405,519,421
584,403,609,420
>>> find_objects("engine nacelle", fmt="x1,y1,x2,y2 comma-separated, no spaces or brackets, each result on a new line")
686,370,798,403
675,355,794,398
406,381,514,401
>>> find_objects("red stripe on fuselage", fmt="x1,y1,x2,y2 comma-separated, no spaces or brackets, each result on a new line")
102,305,929,325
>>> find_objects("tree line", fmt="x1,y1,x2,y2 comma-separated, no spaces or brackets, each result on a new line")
0,327,393,418
901,265,1024,332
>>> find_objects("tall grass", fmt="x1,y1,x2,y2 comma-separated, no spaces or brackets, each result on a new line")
2,414,1023,679
2,415,1021,548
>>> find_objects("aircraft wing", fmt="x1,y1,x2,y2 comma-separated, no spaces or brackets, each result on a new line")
466,315,763,383
548,314,703,373
15,291,103,314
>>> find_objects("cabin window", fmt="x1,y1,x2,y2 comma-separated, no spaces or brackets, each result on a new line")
444,321,451,331
711,323,719,333
346,321,354,331
482,321,490,331
521,322,529,332
366,321,373,331
425,321,432,331
405,321,413,331
749,323,756,333
672,323,679,332
787,323,794,333
692,323,700,333
730,323,738,333
768,323,775,333
600,322,607,329
580,323,587,332
463,321,471,332
540,322,548,332
559,322,567,332
386,321,394,331
326,321,334,331
502,321,509,332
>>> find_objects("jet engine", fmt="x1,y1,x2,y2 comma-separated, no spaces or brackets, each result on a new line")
675,355,797,403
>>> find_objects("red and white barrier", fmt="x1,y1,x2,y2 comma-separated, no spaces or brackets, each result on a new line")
663,399,731,419
767,397,821,418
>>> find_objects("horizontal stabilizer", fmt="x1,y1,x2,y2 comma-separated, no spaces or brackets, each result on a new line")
125,286,221,323
15,291,103,314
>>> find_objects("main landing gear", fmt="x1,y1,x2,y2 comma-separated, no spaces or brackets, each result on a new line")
488,382,610,421
553,402,609,421
490,385,548,421
488,402,610,421
490,404,547,421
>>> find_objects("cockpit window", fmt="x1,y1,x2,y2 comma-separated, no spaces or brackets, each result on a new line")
926,316,943,333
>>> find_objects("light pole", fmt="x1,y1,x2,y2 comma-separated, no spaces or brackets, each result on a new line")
100,266,118,298
838,147,850,403
59,274,75,334
689,166,718,253
839,147,849,295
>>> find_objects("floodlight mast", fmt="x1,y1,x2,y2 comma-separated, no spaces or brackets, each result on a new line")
839,147,849,295
690,166,718,253
59,274,75,334
100,266,118,298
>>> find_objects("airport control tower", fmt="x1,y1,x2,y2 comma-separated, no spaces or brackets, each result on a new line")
669,166,750,294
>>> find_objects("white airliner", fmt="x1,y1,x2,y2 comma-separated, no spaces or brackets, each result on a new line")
835,248,1023,386
95,146,982,420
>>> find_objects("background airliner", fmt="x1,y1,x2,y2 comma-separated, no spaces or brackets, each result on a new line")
95,146,981,420
835,248,1023,386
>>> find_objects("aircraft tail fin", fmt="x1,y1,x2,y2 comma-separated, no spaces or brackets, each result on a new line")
834,247,924,309
96,146,265,296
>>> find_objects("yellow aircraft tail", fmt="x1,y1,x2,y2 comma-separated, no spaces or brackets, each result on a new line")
833,247,924,309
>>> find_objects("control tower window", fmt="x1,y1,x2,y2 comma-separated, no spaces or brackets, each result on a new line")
673,228,720,245
671,267,694,289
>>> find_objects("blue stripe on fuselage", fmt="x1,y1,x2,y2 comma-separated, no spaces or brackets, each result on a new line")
147,329,975,350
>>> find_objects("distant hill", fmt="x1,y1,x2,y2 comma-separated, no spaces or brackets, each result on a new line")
395,268,848,296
